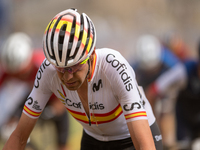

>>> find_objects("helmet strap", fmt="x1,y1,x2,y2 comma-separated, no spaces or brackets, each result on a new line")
86,59,90,79
85,48,95,80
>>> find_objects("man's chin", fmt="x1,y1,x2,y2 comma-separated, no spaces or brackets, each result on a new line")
64,83,81,91
66,87,77,91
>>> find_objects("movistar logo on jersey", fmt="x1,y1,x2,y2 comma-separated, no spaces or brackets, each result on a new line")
34,59,50,88
106,54,133,91
93,79,103,92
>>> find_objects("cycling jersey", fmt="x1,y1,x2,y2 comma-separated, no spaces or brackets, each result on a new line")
23,48,155,141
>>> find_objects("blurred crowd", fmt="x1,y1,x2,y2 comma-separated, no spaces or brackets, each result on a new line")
0,1,71,150
131,34,200,150
0,32,70,150
0,1,200,150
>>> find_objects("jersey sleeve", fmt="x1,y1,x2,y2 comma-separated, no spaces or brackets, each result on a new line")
23,59,54,119
102,49,148,123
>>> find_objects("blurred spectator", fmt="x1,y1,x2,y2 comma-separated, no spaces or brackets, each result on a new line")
132,34,186,109
161,32,190,62
0,32,69,150
131,34,187,149
173,39,200,150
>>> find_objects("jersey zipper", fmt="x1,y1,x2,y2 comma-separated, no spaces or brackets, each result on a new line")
88,117,91,126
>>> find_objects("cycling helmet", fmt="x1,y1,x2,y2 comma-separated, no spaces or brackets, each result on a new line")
0,32,33,74
135,34,162,70
43,8,96,67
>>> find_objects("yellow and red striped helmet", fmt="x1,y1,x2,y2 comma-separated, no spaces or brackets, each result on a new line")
43,8,96,67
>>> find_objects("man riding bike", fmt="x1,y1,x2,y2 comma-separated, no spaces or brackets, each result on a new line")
3,8,163,150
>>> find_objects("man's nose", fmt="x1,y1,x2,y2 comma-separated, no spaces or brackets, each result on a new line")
62,71,73,81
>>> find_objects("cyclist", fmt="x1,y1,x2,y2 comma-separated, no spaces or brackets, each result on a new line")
3,9,163,150
161,33,200,149
0,32,69,150
132,35,186,110
161,32,190,62
173,39,200,149
131,34,187,149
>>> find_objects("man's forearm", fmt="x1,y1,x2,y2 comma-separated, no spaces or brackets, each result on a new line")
3,131,27,150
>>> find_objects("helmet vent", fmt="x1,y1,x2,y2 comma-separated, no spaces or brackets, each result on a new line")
59,25,66,45
81,17,90,57
69,17,76,44
68,17,81,60
78,16,84,43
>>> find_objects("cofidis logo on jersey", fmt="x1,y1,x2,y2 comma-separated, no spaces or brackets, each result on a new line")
34,59,50,88
58,84,105,110
106,53,133,91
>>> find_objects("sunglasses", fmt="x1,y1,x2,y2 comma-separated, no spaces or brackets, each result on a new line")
54,58,89,74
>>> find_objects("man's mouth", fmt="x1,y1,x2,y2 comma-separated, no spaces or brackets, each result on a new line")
65,81,76,86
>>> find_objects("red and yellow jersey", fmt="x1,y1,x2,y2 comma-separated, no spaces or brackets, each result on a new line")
23,48,155,141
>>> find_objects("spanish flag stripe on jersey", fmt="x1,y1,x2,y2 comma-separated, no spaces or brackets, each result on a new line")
66,104,123,124
58,98,65,103
66,107,86,116
70,111,123,125
57,90,65,99
93,111,123,124
93,104,121,117
23,105,42,117
124,111,147,120
73,117,90,124
61,84,66,97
